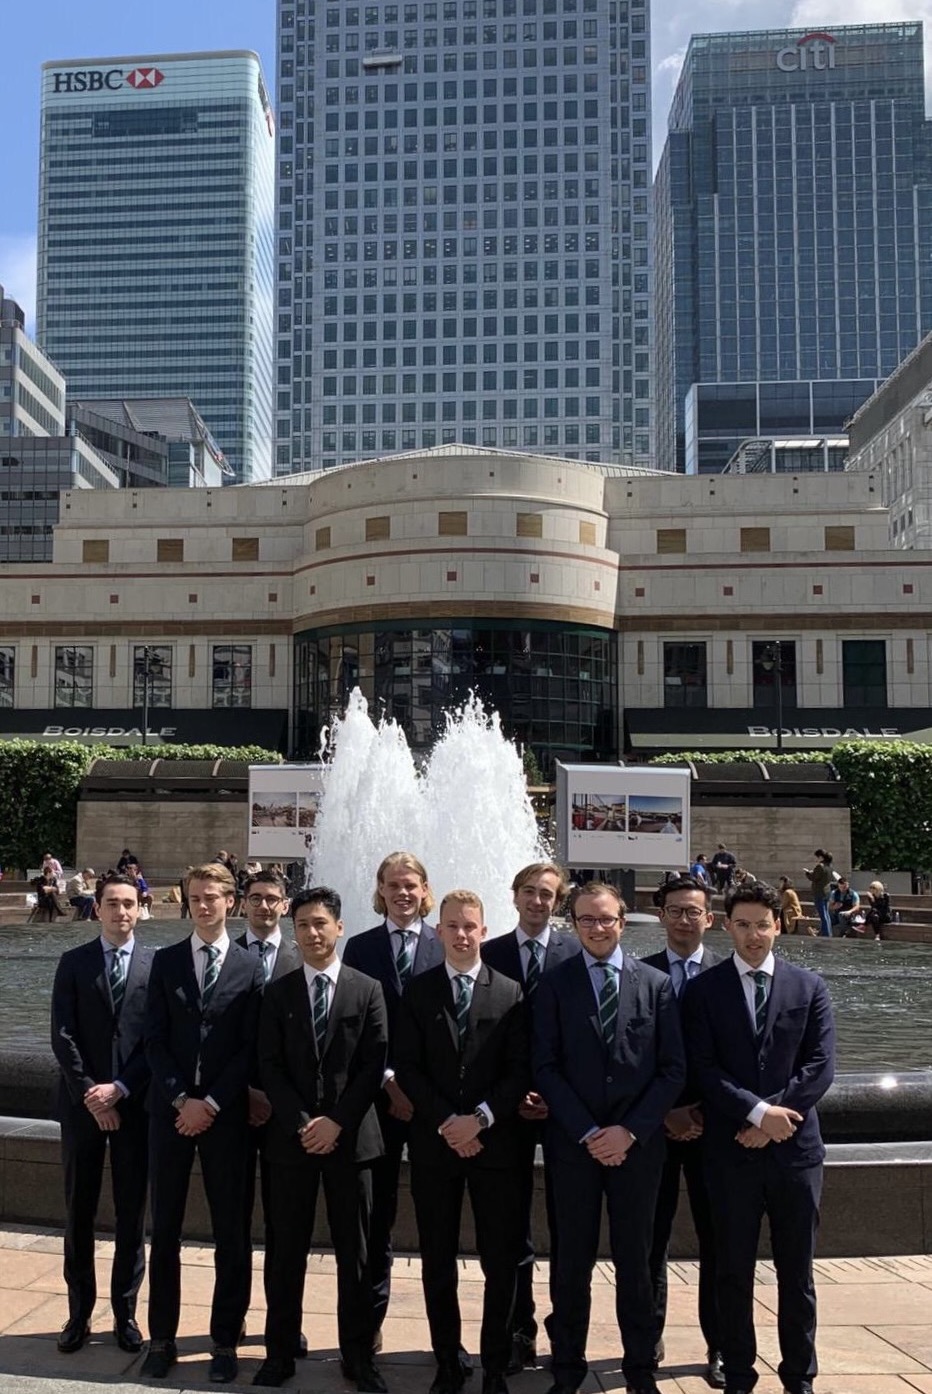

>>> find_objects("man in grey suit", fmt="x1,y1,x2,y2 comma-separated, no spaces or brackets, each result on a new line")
642,874,724,1389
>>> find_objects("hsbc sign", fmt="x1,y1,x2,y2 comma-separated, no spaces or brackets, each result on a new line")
51,66,166,94
776,31,836,72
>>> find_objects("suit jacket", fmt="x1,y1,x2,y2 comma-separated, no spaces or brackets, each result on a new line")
394,961,531,1170
534,951,686,1159
144,935,264,1120
235,930,304,984
641,944,721,1112
51,937,155,1117
258,963,388,1166
681,953,835,1167
481,926,581,986
342,920,444,1067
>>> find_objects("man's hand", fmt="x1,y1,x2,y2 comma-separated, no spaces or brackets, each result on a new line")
175,1098,217,1137
299,1115,342,1155
518,1091,549,1121
248,1087,272,1128
585,1125,635,1166
759,1105,803,1141
384,1076,415,1122
735,1124,771,1149
439,1114,482,1150
664,1104,703,1142
451,1136,484,1158
84,1083,122,1115
94,1106,121,1132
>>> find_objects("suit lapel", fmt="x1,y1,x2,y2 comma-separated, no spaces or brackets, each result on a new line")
320,968,350,1058
438,968,461,1056
90,939,113,1011
759,956,785,1046
463,963,495,1061
414,923,444,976
378,924,403,996
503,933,524,984
613,955,638,1049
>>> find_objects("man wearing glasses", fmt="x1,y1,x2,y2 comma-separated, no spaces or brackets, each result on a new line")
642,875,724,1389
236,869,306,1358
534,882,685,1394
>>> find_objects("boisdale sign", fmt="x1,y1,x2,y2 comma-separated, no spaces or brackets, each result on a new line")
50,66,166,93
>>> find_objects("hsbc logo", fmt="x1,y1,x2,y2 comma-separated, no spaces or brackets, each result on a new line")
51,66,166,94
776,31,836,72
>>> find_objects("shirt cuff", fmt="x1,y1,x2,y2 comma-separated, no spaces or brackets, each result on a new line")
113,1080,129,1099
382,1068,396,1085
477,1101,494,1128
747,1100,769,1128
204,1095,220,1114
580,1125,600,1143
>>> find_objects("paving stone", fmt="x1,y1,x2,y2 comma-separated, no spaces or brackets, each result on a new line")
867,1326,932,1367
756,1323,928,1375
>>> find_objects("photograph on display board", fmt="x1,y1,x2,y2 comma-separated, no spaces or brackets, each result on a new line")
571,794,628,832
297,789,321,830
251,794,298,829
626,795,684,837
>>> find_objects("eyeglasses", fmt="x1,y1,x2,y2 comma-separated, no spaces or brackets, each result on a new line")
575,915,621,930
662,905,707,922
246,894,283,907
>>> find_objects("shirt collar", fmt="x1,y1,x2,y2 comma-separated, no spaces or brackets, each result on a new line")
733,949,776,979
666,945,704,970
245,926,282,951
387,917,422,937
516,924,552,952
192,928,230,956
304,958,341,988
101,934,134,955
445,959,482,982
583,946,624,973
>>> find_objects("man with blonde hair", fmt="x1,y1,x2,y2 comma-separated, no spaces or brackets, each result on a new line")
396,890,530,1394
343,851,447,1349
481,861,580,1373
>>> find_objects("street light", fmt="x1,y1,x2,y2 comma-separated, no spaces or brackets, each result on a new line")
758,642,784,753
139,646,155,748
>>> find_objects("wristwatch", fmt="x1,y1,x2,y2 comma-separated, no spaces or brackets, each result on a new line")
474,1107,490,1131
171,1092,189,1111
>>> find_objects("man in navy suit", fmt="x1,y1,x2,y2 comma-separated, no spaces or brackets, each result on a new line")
481,861,580,1374
682,880,835,1394
342,851,446,1347
534,881,685,1394
50,872,154,1356
142,862,265,1384
642,874,724,1389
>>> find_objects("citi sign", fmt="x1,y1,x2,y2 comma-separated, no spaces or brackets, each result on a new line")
51,66,166,93
776,32,836,72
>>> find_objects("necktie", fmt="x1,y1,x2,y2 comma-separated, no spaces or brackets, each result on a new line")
454,973,473,1045
598,963,619,1046
257,941,272,984
753,970,769,1036
109,947,126,1013
312,973,330,1053
525,939,543,995
201,944,220,1007
395,930,414,987
672,957,689,998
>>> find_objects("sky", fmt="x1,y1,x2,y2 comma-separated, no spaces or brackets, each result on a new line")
2,0,929,329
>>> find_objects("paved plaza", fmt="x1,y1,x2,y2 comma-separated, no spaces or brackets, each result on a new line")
0,1226,931,1393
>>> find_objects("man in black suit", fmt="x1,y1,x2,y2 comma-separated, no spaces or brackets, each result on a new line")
234,867,306,1355
50,871,154,1356
395,889,530,1394
142,862,264,1384
480,861,580,1373
253,886,389,1389
682,880,835,1394
642,874,724,1390
534,881,685,1394
342,851,446,1346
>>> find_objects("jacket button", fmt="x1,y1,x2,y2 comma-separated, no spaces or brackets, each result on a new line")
606,1074,613,1084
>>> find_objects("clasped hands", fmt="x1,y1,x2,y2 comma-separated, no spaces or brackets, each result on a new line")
586,1123,635,1167
83,1082,122,1132
735,1104,804,1148
439,1113,484,1158
299,1114,343,1155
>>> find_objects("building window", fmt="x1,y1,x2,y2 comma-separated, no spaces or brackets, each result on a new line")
54,646,93,708
232,537,260,561
656,527,686,554
157,538,184,563
842,639,887,707
663,642,707,708
212,645,253,709
579,520,596,545
438,510,468,535
365,515,391,541
752,641,797,711
0,647,13,707
82,539,109,563
316,526,332,550
516,512,543,538
824,525,855,551
133,645,173,709
740,527,770,553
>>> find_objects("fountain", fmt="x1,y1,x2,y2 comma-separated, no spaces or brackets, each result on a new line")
308,688,546,938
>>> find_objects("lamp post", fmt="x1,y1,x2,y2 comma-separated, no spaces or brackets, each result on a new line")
140,646,154,748
759,642,784,753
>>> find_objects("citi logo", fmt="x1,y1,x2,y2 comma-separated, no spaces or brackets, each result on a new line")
51,66,166,94
776,32,836,72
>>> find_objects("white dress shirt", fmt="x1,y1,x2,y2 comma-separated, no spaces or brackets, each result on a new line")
303,956,341,1011
582,946,625,1007
515,924,551,981
444,959,493,1126
190,929,231,991
732,950,776,1128
101,934,135,1097
244,926,283,977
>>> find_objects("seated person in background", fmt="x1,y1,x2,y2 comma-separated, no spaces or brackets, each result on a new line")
41,852,67,892
67,869,98,921
829,877,860,936
116,848,139,875
778,878,807,936
864,881,892,941
34,867,71,921
123,863,153,914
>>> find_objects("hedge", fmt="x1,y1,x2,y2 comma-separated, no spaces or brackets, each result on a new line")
0,741,282,873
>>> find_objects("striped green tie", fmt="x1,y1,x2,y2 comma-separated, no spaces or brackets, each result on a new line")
454,973,473,1045
598,963,619,1046
108,947,126,1013
395,930,414,987
200,944,220,1006
525,939,543,995
753,970,769,1037
312,973,330,1053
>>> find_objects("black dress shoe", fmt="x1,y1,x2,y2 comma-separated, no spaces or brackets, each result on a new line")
506,1333,538,1375
482,1376,509,1394
297,1331,309,1359
624,1380,659,1394
355,1360,388,1393
705,1350,726,1389
652,1336,665,1369
140,1340,178,1378
210,1346,239,1383
253,1357,297,1387
544,1383,578,1394
459,1346,474,1377
115,1318,144,1353
431,1361,466,1394
57,1318,90,1354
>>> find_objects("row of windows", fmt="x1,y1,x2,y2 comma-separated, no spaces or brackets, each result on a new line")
318,338,608,371
663,640,887,711
316,424,609,454
317,287,605,312
313,364,607,387
302,70,644,107
78,537,263,565
317,395,607,421
323,3,609,21
656,525,856,557
283,44,645,84
327,18,602,43
0,645,255,711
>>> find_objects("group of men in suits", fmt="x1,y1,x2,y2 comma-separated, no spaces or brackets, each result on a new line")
50,852,834,1394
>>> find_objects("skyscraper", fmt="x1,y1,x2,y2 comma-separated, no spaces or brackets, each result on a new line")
275,0,652,474
37,51,275,483
654,23,932,473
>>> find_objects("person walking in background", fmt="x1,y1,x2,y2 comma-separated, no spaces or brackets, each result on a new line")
864,880,892,941
803,850,834,939
778,878,807,935
709,845,736,893
50,872,154,1356
682,880,835,1394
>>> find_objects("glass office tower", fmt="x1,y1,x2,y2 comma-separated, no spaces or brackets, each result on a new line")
275,0,652,474
654,24,932,473
37,51,275,483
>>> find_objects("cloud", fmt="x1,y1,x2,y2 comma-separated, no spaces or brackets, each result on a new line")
0,236,37,334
